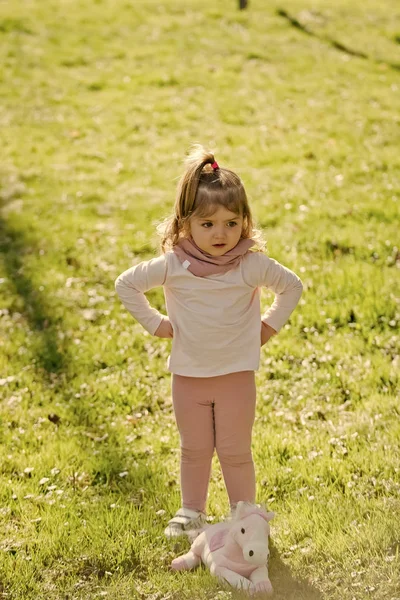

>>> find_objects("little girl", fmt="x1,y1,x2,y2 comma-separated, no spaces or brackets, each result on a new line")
115,145,303,538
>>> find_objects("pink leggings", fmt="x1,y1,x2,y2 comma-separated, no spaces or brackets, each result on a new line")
172,370,256,513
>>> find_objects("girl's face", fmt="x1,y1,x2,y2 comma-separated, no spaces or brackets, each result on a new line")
187,205,244,256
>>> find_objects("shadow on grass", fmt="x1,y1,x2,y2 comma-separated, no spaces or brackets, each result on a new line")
0,214,66,375
277,8,400,72
219,540,324,600
267,541,324,600
0,187,180,600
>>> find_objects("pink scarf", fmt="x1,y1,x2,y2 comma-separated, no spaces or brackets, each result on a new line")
173,237,255,277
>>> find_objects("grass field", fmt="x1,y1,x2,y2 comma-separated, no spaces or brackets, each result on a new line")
0,0,399,598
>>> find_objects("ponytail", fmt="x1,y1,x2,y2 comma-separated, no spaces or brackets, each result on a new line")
175,144,217,223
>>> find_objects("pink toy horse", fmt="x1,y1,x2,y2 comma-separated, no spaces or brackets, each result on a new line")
171,502,274,595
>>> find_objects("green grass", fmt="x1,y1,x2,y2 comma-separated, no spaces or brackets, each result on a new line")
0,0,399,598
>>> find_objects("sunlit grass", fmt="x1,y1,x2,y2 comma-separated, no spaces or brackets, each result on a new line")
0,0,399,598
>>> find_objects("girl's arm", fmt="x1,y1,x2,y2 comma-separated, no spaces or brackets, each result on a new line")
259,254,303,332
245,253,303,334
115,255,168,335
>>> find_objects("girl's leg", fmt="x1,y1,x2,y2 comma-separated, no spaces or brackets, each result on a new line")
172,374,215,513
213,371,256,507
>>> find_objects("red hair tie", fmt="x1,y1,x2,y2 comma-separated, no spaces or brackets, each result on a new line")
211,161,219,170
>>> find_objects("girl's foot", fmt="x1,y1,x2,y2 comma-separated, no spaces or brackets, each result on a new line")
164,507,207,539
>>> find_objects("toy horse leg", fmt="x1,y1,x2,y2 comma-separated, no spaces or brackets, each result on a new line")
171,549,201,571
210,565,252,591
171,532,205,571
249,566,273,595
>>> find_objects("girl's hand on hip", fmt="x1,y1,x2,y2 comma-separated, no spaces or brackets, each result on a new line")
154,318,174,339
261,322,277,346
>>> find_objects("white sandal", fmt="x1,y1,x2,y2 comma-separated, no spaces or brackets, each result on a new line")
164,507,207,539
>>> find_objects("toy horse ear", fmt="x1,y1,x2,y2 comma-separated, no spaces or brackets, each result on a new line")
234,501,248,519
257,503,275,522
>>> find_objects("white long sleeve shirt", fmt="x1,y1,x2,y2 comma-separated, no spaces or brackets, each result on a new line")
115,250,303,377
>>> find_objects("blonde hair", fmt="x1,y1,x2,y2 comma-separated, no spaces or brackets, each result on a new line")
159,144,264,252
